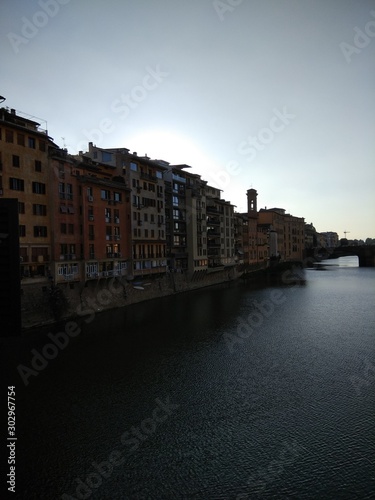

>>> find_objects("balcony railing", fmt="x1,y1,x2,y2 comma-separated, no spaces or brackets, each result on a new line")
60,254,77,261
140,171,157,182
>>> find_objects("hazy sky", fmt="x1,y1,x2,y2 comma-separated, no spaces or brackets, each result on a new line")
1,0,374,239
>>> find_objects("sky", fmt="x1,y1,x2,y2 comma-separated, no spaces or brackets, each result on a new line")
1,0,374,240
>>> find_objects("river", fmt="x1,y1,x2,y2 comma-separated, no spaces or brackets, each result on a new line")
3,256,375,499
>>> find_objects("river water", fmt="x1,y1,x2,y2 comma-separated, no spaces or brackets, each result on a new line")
4,256,375,499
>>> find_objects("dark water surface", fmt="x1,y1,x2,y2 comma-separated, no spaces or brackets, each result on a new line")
3,256,375,499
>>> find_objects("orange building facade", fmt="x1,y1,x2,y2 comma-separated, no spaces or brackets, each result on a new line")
0,107,55,280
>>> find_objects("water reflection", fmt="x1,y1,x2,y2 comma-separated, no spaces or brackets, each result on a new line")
9,256,375,499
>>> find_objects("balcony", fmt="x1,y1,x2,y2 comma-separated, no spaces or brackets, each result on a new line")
207,241,220,248
207,217,220,226
105,235,112,241
172,173,186,184
88,215,94,221
105,217,112,223
114,217,120,224
114,235,121,241
140,171,157,182
61,254,77,260
206,206,218,213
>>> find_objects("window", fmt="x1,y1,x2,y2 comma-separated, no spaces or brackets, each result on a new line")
173,196,179,206
151,230,155,238
89,244,95,259
18,202,25,214
9,177,24,191
32,182,46,194
12,155,20,167
35,160,42,172
156,171,162,179
101,189,110,200
130,162,137,171
89,225,95,240
66,183,73,200
19,225,26,237
61,223,67,234
28,137,36,149
114,192,122,202
105,208,112,221
102,151,112,162
33,204,47,216
17,134,25,146
34,226,47,237
68,224,74,234
39,141,46,152
5,130,13,143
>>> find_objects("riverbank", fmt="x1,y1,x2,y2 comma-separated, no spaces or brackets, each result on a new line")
20,266,242,330
20,261,306,331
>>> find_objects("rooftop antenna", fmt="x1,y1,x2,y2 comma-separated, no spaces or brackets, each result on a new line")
344,230,350,238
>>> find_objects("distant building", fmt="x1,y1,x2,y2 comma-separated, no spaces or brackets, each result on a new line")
233,212,248,266
305,223,318,249
49,149,131,284
0,107,56,281
258,207,305,262
320,231,339,248
205,185,236,269
85,143,168,277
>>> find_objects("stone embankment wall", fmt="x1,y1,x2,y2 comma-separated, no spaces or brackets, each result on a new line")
21,267,240,330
